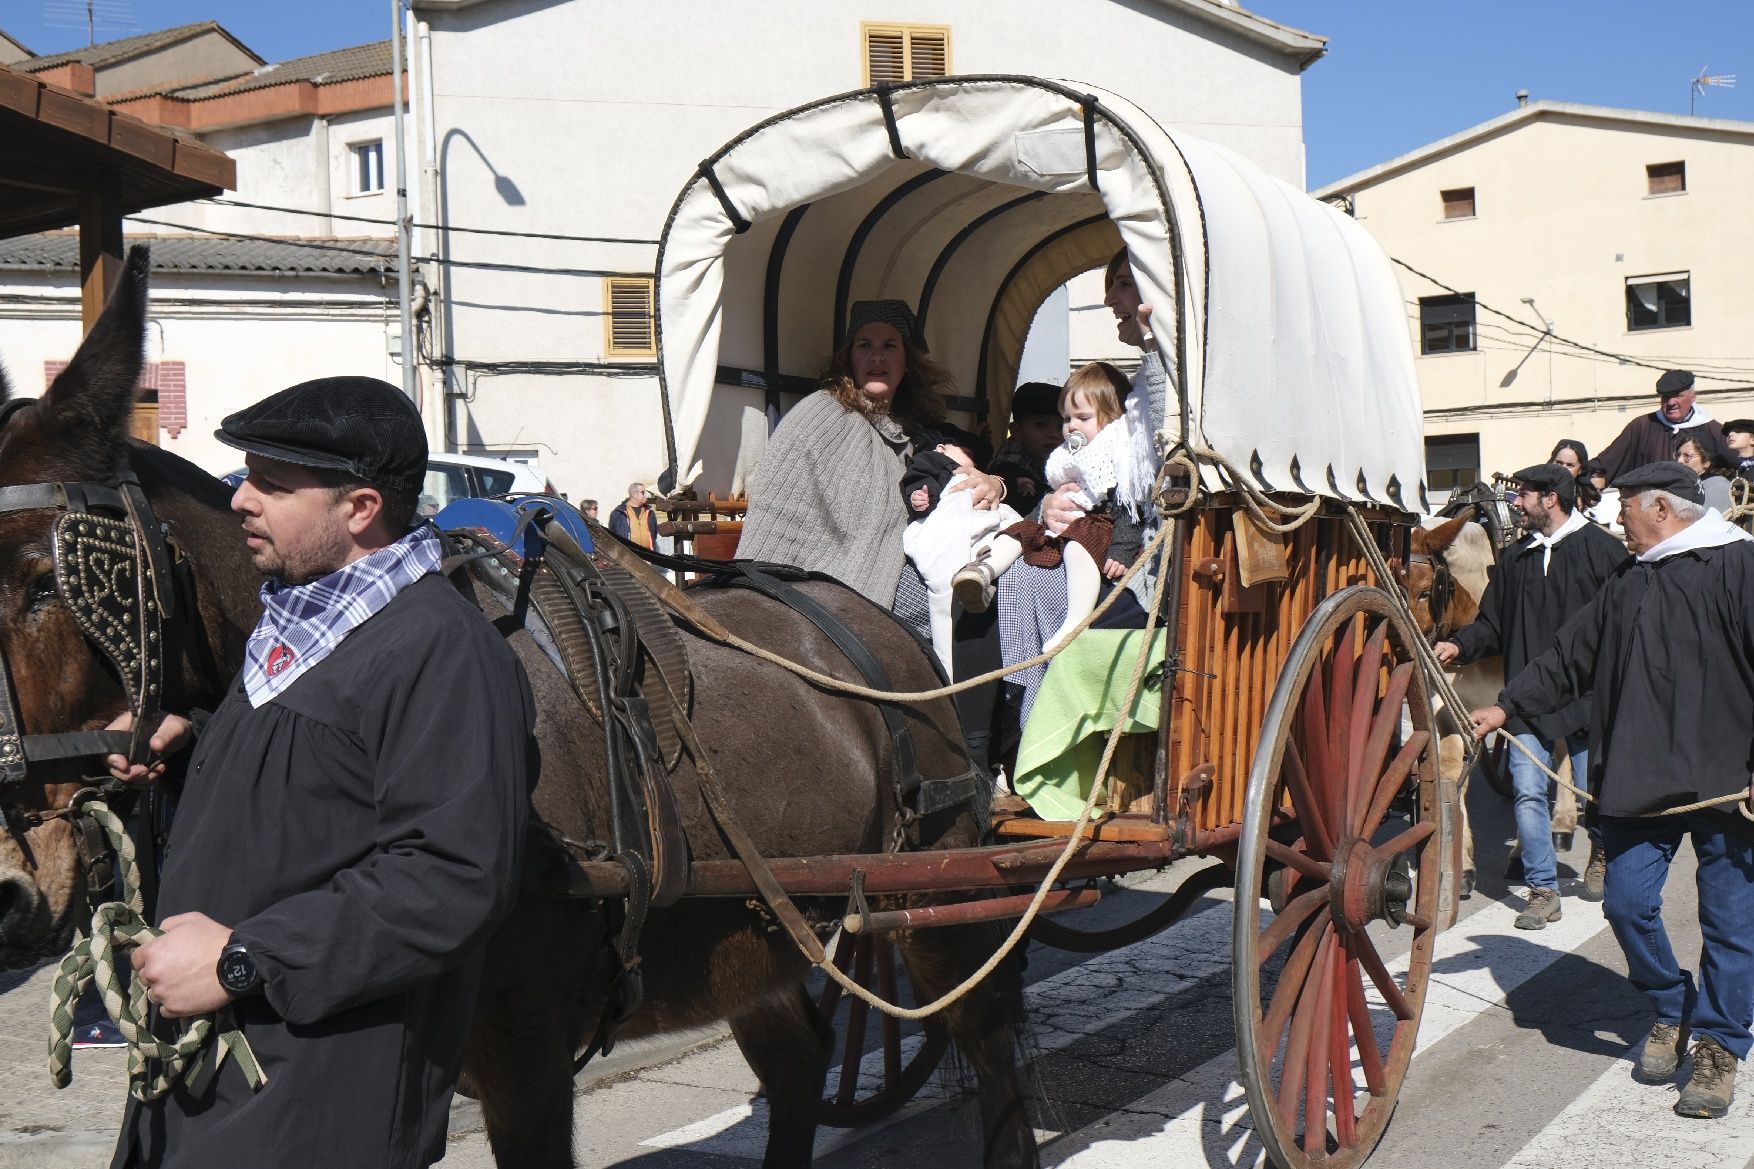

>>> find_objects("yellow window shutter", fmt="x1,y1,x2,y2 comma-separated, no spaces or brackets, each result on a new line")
907,29,948,80
862,23,951,85
605,277,655,357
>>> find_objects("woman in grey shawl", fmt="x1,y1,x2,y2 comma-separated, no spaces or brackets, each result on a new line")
739,300,1007,606
738,299,1010,769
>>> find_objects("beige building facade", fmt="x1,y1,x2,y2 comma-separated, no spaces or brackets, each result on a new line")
1313,101,1754,501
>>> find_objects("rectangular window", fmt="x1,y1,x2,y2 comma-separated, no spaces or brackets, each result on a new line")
1626,272,1690,330
1419,293,1476,354
1425,434,1480,497
1440,186,1475,219
862,22,951,85
351,140,385,195
604,276,656,357
1646,160,1685,195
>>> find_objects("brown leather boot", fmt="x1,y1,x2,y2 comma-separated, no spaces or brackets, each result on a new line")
1675,1036,1738,1118
1635,1020,1689,1081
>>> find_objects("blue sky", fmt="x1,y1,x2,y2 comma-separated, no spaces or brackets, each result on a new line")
1250,1,1754,188
9,2,1752,192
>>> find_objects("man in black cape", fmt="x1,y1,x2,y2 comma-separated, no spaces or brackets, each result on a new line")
1597,368,1734,481
113,377,536,1168
1434,463,1627,925
1472,461,1754,1120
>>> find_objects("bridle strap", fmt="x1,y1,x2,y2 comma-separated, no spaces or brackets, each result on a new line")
1409,550,1456,641
0,482,129,518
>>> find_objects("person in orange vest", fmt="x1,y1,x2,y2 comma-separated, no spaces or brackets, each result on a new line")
609,481,658,549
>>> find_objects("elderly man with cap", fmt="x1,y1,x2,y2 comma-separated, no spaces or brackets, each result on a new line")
1471,461,1754,1119
1433,463,1627,925
1597,368,1735,482
111,377,536,1168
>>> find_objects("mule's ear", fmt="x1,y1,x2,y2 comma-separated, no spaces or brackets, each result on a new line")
1410,516,1466,551
38,245,150,453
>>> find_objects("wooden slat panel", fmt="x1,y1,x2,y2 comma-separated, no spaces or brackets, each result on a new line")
605,276,656,356
865,29,907,84
907,31,949,79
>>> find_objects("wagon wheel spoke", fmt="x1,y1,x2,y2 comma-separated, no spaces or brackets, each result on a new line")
1375,820,1435,861
834,936,876,1108
1345,956,1387,1096
1302,938,1338,1157
1281,738,1334,861
1262,910,1332,1053
1349,926,1413,1021
1344,620,1390,829
1352,661,1413,838
1325,620,1359,827
1263,838,1332,887
1358,730,1430,843
1329,933,1359,1149
1274,933,1323,1125
877,938,902,1085
1258,885,1329,958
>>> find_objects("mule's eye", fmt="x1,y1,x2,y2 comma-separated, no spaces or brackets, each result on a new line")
27,573,56,609
1416,590,1431,601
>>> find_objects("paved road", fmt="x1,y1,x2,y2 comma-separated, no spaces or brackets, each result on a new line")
5,785,1753,1169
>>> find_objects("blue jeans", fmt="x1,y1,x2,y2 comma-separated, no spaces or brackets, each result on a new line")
1600,813,1754,1059
1507,732,1590,890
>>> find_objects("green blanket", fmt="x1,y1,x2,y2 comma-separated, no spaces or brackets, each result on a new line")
1014,628,1168,820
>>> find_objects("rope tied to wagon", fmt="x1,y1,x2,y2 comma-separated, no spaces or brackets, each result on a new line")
48,799,267,1101
1492,727,1754,822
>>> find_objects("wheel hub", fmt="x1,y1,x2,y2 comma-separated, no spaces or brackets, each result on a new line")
1330,837,1407,931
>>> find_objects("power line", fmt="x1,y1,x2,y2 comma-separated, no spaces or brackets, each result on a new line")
1391,255,1752,387
193,197,659,246
127,218,647,279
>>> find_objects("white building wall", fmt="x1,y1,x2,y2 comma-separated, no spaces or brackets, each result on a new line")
420,0,1316,505
0,273,398,478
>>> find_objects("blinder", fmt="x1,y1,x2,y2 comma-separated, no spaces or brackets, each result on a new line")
0,398,173,789
1410,549,1456,641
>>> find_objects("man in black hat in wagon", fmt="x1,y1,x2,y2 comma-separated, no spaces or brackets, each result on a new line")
1472,461,1754,1120
1433,463,1627,924
1597,368,1735,481
114,377,536,1169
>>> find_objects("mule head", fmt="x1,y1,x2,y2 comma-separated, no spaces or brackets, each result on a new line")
0,246,153,967
1407,516,1475,639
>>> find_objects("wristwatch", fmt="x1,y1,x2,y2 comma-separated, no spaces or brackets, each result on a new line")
216,939,263,996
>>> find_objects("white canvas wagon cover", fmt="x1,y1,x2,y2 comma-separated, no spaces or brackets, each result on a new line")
656,75,1426,510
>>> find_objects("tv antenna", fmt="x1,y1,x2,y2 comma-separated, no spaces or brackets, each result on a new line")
1691,65,1736,115
42,0,139,47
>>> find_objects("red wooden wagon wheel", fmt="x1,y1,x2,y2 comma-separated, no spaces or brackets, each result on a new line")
812,929,951,1128
1234,585,1444,1169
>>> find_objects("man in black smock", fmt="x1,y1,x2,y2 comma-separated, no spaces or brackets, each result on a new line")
114,377,535,1168
1597,368,1734,481
1434,463,1626,926
1472,462,1754,1120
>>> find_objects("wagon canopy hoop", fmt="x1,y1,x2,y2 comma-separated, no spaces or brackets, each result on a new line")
653,75,1426,512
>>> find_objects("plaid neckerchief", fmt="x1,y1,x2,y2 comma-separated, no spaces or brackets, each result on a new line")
244,524,444,708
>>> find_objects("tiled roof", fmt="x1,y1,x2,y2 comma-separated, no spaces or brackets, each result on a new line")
175,40,391,99
0,232,395,276
16,22,260,72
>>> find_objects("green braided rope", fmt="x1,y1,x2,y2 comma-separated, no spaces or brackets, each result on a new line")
47,800,267,1101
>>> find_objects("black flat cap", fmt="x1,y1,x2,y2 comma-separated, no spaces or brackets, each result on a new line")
1613,460,1705,504
1512,462,1576,506
1010,382,1060,419
848,299,927,352
1723,418,1754,437
1655,368,1695,395
217,376,426,493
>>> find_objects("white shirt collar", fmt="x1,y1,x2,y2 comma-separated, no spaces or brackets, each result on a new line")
1636,510,1754,563
1654,404,1714,432
1524,508,1589,573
